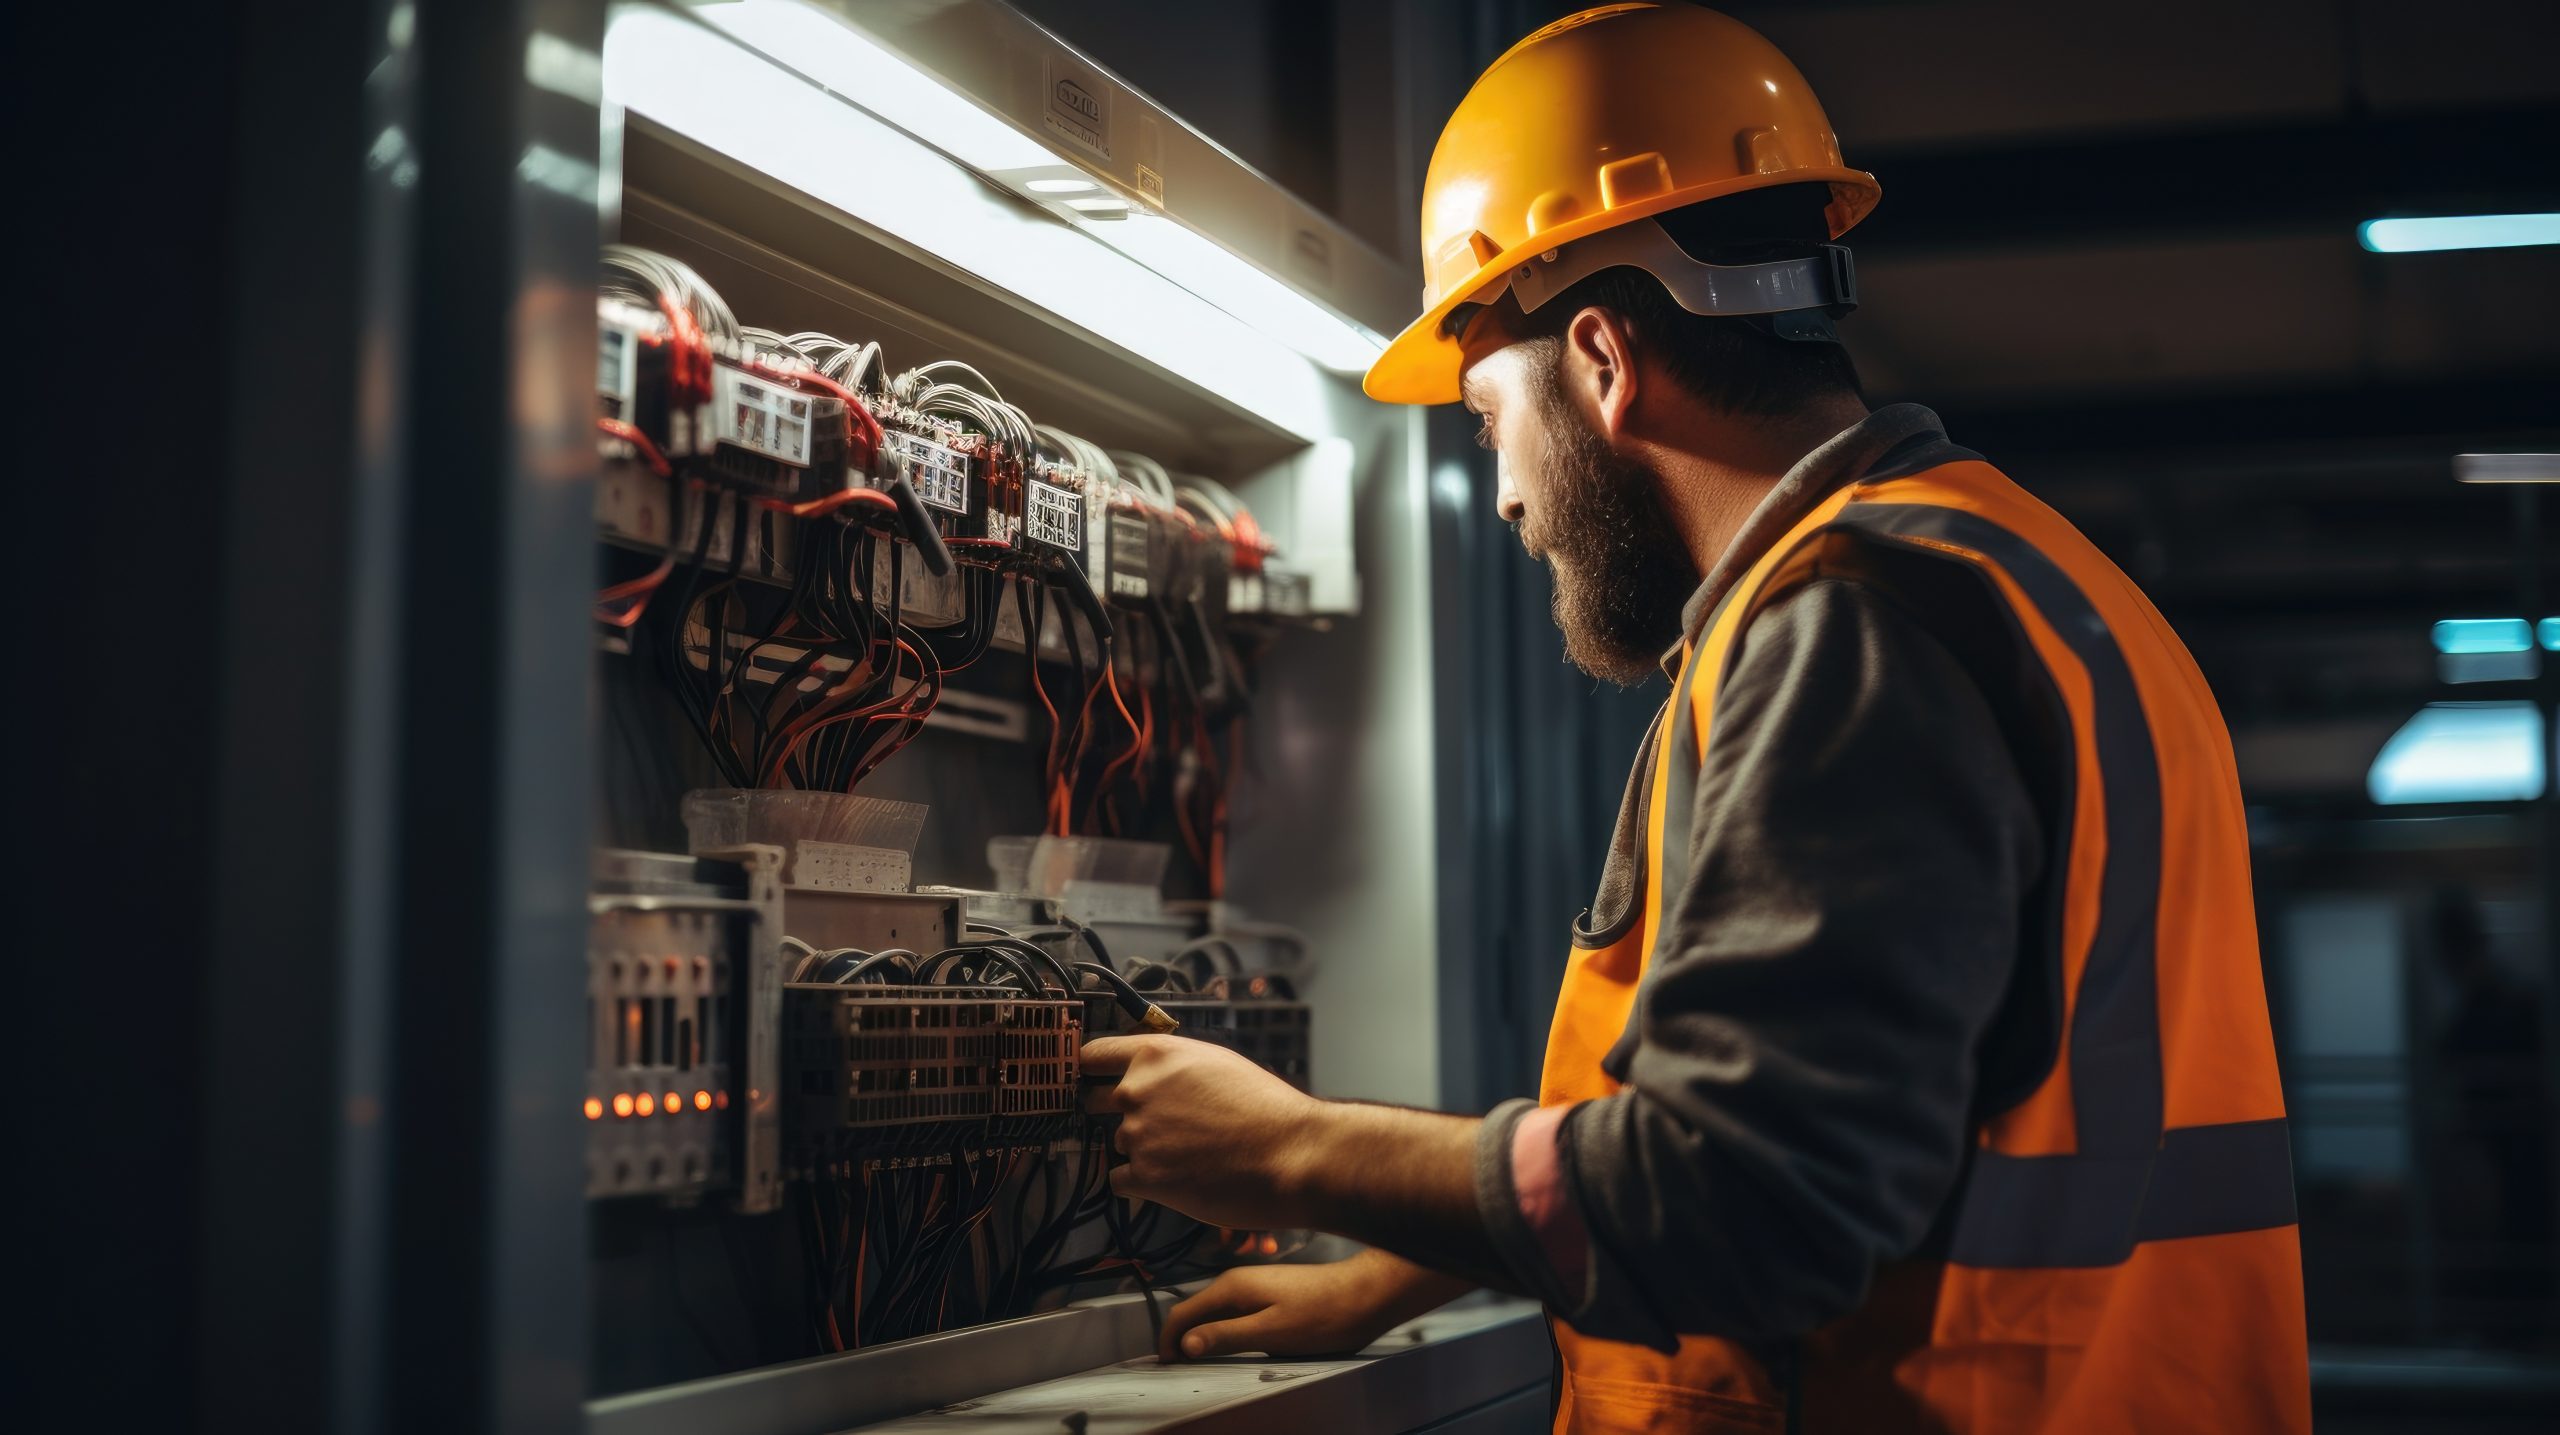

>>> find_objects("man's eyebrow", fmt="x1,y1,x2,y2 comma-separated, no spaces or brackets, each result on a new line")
1459,373,1490,409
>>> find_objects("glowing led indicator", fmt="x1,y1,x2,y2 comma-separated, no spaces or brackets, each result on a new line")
612,1092,635,1118
694,1089,713,1111
583,1097,604,1120
663,1092,683,1117
636,1091,656,1116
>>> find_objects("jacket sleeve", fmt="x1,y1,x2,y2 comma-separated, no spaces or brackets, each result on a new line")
1478,574,2046,1349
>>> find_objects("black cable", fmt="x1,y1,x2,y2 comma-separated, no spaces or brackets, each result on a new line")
1070,962,1173,1032
955,935,1075,995
1123,960,1195,995
653,486,751,786
1066,920,1118,973
919,945,1040,994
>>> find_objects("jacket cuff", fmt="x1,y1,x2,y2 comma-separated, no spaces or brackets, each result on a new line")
1473,1097,1582,1311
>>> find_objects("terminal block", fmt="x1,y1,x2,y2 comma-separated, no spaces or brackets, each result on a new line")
785,984,1081,1164
1081,990,1310,1091
597,297,852,504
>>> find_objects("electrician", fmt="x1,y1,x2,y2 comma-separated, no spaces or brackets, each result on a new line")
1079,5,2311,1430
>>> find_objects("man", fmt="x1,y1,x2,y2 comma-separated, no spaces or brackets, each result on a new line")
1080,6,2311,1430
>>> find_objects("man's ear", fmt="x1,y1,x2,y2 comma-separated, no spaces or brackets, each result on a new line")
1563,306,1640,443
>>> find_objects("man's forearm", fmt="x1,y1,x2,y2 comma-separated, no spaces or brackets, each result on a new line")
1283,1101,1529,1295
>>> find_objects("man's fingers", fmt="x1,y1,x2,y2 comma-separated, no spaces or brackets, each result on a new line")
1158,1281,1259,1363
1077,1035,1154,1074
1174,1309,1287,1360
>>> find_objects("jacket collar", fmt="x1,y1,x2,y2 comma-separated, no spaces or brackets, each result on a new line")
1662,403,1949,675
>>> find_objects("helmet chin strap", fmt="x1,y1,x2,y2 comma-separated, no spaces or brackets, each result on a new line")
1499,217,1858,343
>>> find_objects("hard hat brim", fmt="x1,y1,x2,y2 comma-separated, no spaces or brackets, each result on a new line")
1362,167,1880,406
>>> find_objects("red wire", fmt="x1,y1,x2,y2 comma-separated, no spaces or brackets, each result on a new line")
1089,658,1145,830
756,486,899,520
593,416,680,626
652,293,712,405
761,640,933,788
745,355,885,468
597,415,674,477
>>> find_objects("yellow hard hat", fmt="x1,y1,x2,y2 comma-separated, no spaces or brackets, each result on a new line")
1364,3,1880,405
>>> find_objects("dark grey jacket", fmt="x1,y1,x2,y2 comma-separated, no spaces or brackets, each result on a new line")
1474,406,2066,1351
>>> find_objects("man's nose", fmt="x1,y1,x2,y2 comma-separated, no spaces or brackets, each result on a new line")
1495,461,1524,524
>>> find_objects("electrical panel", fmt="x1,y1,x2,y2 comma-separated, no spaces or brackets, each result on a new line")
584,230,1335,1395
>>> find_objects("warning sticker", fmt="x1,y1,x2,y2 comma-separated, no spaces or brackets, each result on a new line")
885,428,972,514
1025,479,1084,552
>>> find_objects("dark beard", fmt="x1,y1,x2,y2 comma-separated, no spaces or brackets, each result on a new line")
1517,375,1699,685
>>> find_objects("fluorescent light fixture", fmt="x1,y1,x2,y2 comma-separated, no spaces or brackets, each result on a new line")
604,3,1329,437
2358,213,2560,253
1082,211,1388,374
684,0,1384,379
2455,453,2560,484
2367,701,2546,805
2433,618,2534,655
690,0,1051,173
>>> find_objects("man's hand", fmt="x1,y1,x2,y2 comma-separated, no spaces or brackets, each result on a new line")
1156,1249,1478,1362
1081,1035,1509,1293
1080,1035,1321,1230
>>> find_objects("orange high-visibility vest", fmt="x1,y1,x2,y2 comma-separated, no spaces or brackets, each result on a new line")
1540,457,2309,1434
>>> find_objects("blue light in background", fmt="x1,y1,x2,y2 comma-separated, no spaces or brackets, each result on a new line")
2543,617,2560,653
2358,213,2560,253
2433,618,2534,654
2367,701,2547,805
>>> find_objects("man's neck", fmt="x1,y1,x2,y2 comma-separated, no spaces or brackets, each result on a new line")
1645,395,1869,579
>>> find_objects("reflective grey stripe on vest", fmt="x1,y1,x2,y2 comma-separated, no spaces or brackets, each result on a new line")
1829,504,2164,1163
1828,503,2294,1265
1951,1117,2299,1267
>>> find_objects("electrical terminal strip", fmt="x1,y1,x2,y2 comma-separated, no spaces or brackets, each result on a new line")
595,246,1317,643
784,984,1083,1167
1079,990,1312,1090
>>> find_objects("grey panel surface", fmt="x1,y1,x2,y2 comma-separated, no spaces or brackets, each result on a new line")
587,1293,1546,1435
589,1290,1179,1435
844,1299,1546,1434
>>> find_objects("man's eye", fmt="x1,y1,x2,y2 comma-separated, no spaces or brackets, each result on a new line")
1472,418,1497,451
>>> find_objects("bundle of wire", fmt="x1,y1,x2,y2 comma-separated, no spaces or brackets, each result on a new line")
780,924,1201,1350
590,294,1041,793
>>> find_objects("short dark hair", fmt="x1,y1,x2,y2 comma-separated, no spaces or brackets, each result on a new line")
1498,183,1862,418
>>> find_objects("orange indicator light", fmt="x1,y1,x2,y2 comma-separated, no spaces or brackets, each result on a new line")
583,1097,604,1120
714,1090,730,1110
612,1092,635,1118
636,1092,656,1116
694,1089,712,1111
664,1092,682,1117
